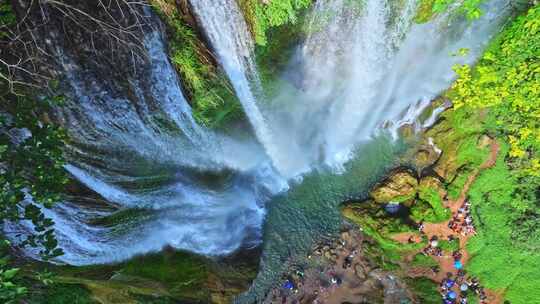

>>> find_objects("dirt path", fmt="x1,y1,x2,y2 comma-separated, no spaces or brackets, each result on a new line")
393,138,501,303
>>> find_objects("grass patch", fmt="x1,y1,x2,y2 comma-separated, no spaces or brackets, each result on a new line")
439,239,460,252
466,142,540,303
411,253,438,268
405,277,440,304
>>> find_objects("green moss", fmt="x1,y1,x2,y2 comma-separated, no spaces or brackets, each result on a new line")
121,251,209,301
405,277,440,304
342,205,424,270
89,208,152,227
446,171,469,200
27,283,96,304
417,187,450,222
131,294,178,304
414,0,437,23
414,0,487,23
411,253,438,268
410,187,450,223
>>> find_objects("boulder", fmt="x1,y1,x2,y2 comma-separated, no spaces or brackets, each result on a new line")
413,138,442,175
398,123,416,139
370,169,418,205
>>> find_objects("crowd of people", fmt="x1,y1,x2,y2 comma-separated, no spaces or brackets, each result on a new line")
414,197,492,304
440,272,489,304
448,200,476,236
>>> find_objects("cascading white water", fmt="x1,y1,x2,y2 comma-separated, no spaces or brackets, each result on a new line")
5,0,512,268
252,0,511,172
4,22,286,265
189,0,301,176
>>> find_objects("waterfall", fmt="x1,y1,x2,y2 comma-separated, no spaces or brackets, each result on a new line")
189,0,298,176
3,11,287,265
236,0,512,301
255,0,511,171
5,0,512,270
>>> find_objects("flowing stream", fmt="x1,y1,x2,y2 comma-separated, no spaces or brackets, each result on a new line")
5,0,512,298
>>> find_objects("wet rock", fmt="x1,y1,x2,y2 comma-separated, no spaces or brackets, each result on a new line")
413,139,442,175
398,123,416,139
340,231,351,243
0,111,14,128
369,270,413,304
324,251,332,260
370,169,418,206
433,142,459,181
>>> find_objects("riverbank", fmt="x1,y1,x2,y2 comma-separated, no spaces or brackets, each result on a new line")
13,247,259,304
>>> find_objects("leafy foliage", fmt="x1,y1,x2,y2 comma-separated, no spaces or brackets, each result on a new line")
415,0,486,23
0,240,27,303
443,5,540,302
450,5,540,213
0,91,67,260
239,0,312,45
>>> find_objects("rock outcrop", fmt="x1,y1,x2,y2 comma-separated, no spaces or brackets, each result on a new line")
370,168,418,206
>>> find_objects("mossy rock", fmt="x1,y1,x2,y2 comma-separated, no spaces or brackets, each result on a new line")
370,169,418,205
413,143,442,176
36,248,258,304
398,123,416,139
432,142,459,181
418,176,444,196
26,282,98,304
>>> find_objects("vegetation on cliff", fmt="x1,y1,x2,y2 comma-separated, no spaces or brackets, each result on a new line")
150,0,243,128
415,0,487,23
1,2,72,301
238,0,312,46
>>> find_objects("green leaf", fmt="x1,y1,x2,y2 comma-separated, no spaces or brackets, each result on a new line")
2,268,19,280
